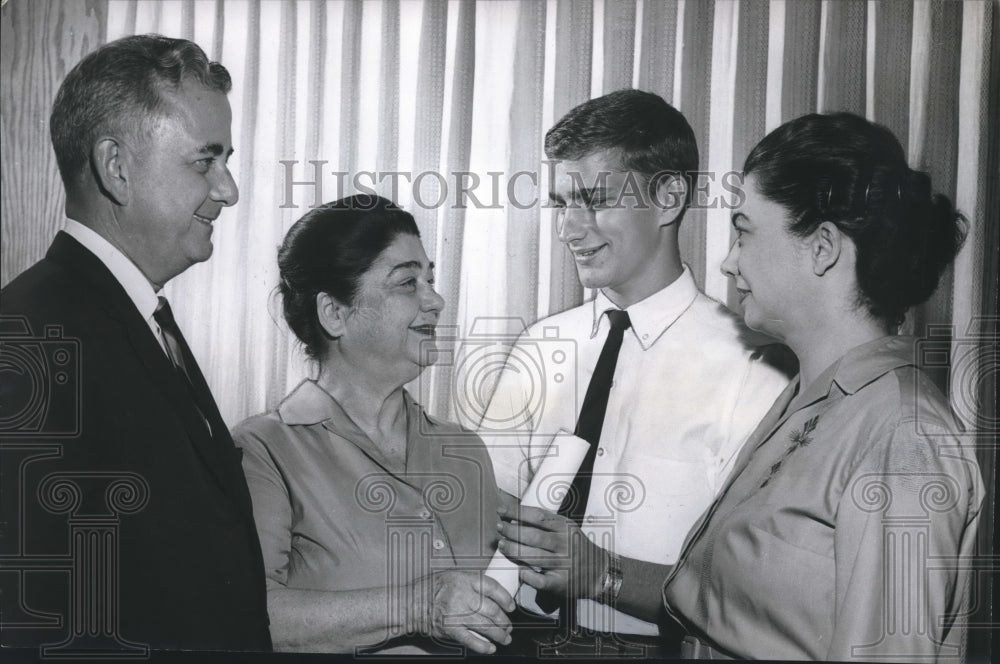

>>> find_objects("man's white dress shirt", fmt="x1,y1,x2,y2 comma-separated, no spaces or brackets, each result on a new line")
480,266,792,636
62,219,168,355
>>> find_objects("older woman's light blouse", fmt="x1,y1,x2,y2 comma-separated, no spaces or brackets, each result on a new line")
235,380,499,654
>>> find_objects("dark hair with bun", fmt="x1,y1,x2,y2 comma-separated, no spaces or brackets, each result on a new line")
744,112,966,328
277,194,420,359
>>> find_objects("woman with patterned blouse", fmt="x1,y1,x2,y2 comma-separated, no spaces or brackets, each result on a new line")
662,113,984,661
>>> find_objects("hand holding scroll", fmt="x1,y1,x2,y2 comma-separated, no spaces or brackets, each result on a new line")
408,570,515,654
496,502,609,600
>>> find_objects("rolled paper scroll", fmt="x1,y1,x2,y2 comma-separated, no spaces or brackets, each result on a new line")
484,431,591,596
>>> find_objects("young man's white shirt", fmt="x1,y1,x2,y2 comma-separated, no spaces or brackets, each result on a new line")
479,266,792,635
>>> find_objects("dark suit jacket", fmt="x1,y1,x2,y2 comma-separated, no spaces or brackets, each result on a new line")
0,232,271,651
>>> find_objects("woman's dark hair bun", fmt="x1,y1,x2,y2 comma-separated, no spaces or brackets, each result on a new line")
745,112,967,327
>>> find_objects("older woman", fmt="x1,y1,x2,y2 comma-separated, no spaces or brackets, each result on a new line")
234,195,513,654
661,113,984,660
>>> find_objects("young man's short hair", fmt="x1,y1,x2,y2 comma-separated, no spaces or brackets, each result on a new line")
545,89,699,212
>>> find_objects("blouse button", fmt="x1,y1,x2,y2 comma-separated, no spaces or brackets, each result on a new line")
433,539,445,550
597,447,605,456
419,509,432,520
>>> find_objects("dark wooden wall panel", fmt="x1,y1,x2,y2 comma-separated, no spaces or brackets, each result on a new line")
1,0,107,287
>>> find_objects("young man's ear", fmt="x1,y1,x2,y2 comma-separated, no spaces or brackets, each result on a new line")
91,137,129,205
316,292,350,339
653,174,688,227
810,221,843,276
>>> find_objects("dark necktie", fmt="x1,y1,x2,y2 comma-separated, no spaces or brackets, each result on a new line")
558,309,632,524
154,296,212,434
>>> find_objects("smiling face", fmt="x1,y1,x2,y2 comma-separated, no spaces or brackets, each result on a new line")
720,174,813,340
338,233,445,384
122,81,238,287
550,149,678,307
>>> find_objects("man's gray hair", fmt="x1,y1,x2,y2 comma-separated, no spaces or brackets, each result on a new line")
50,34,231,187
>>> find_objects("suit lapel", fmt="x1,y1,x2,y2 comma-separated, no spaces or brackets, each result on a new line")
123,313,240,496
164,317,230,442
48,233,241,498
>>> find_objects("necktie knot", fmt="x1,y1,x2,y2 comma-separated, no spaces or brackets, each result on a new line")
154,297,186,373
606,309,631,332
154,296,177,328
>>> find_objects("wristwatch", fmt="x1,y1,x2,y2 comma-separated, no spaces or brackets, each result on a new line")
596,552,623,605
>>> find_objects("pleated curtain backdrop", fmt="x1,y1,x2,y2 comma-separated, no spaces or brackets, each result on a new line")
96,0,995,438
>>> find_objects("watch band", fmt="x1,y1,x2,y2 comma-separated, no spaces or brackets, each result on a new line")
596,552,623,605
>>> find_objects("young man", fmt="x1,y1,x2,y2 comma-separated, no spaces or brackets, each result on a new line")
1,36,270,651
481,89,793,656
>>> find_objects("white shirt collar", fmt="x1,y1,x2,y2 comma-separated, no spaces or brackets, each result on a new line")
62,219,160,323
590,265,699,350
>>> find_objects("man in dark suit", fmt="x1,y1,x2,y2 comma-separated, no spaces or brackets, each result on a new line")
0,35,271,652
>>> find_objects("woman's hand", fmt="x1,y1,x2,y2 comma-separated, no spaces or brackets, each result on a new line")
496,502,609,600
409,570,514,654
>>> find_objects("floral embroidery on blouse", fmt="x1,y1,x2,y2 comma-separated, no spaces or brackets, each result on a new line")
760,415,820,488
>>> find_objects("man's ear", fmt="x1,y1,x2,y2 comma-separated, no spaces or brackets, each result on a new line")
316,292,350,339
91,137,129,205
810,221,843,276
653,174,688,227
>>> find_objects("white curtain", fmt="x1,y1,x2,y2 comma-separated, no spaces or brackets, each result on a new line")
105,0,994,446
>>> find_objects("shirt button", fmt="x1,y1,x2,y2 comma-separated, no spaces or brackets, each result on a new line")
642,333,649,340
585,516,594,524
419,509,432,519
597,448,605,456
433,539,445,550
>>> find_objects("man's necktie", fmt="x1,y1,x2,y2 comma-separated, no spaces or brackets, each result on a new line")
558,309,632,524
154,296,212,434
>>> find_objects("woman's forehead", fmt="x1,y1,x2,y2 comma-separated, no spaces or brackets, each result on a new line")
737,176,792,228
371,234,431,271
